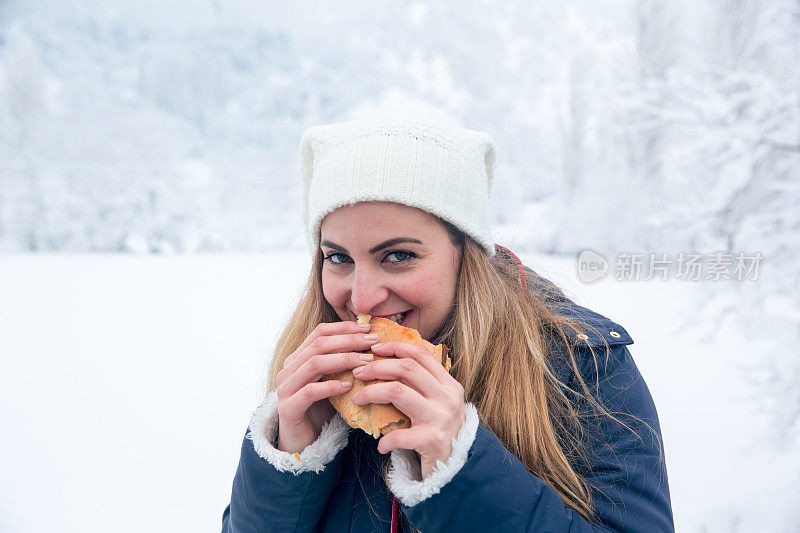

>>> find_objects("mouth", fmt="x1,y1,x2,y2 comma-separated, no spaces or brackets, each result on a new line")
384,311,411,325
351,310,412,326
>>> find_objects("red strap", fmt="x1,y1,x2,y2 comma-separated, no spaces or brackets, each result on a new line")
495,244,528,289
391,496,399,533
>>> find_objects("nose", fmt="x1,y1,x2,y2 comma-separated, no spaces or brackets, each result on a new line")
349,264,389,315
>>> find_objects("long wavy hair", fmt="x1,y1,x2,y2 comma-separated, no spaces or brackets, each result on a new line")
266,219,652,524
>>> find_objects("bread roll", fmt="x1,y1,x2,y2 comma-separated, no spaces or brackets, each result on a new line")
324,314,451,438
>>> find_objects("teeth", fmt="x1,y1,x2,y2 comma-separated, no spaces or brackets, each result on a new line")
387,312,406,324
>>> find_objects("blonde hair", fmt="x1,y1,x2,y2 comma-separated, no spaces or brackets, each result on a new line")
266,228,651,524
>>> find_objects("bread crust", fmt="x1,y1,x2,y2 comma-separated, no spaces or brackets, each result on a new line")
324,314,451,438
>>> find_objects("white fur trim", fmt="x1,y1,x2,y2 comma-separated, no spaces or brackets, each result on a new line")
246,390,351,474
386,402,480,507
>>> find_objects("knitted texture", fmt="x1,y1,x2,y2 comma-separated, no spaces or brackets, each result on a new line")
300,113,497,255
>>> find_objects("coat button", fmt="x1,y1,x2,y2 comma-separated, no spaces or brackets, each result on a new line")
577,333,589,341
609,331,621,338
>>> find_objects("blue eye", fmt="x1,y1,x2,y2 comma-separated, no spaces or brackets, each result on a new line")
324,252,351,264
384,250,416,263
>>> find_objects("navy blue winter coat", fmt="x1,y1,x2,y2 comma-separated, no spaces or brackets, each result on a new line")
221,264,674,532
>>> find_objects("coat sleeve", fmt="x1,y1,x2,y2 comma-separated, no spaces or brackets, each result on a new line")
221,390,351,533
387,344,674,532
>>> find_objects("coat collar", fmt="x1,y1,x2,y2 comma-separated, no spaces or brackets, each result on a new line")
492,244,634,388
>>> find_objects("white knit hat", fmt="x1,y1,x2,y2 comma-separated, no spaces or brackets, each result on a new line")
300,113,497,256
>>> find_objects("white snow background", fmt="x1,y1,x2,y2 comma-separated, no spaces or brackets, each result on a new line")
1,0,799,531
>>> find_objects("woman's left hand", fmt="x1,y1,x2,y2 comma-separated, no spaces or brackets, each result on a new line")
350,340,466,479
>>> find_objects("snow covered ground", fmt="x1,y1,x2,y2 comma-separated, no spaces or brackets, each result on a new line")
0,253,796,532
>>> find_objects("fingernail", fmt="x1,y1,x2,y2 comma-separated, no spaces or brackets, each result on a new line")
358,323,370,329
340,380,352,387
371,342,384,349
352,366,364,375
359,353,374,361
364,334,380,341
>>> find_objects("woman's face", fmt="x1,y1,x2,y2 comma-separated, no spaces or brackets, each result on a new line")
319,202,462,341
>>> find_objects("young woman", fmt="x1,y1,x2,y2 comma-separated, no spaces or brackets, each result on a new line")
221,115,675,532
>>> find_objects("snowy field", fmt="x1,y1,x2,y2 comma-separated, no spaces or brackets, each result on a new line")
0,253,796,532
1,0,798,530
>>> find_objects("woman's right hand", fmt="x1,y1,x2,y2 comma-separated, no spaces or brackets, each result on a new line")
275,321,380,453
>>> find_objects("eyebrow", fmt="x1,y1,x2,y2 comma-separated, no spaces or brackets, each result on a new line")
320,237,423,255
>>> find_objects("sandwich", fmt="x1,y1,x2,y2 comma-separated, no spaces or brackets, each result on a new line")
324,314,451,438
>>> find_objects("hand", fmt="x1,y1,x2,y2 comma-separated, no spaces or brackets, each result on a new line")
349,340,466,479
275,321,381,453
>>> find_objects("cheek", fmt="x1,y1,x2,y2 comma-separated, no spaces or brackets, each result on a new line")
402,269,452,307
321,271,345,308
